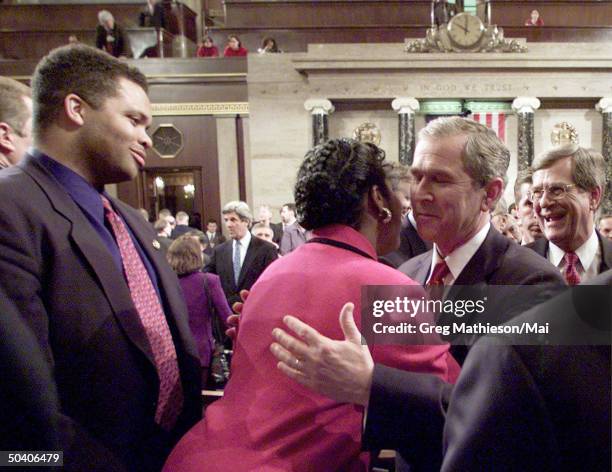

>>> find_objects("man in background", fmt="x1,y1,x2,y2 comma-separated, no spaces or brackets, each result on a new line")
96,10,128,58
513,169,544,245
599,213,612,240
528,145,612,282
207,201,278,306
0,76,32,169
171,210,197,239
279,202,307,255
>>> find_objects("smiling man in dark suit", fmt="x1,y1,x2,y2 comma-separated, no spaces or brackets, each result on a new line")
527,145,612,283
0,45,201,471
206,200,278,306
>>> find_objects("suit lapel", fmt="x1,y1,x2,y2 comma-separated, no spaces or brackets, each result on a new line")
223,241,238,291
448,227,508,300
22,159,157,365
238,237,259,287
409,251,432,285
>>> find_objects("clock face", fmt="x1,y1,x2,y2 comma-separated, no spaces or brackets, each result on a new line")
447,12,484,48
152,125,183,158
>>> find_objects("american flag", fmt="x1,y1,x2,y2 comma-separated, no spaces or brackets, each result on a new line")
472,112,506,143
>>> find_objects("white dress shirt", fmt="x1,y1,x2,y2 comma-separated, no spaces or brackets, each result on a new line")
547,229,601,283
233,230,251,268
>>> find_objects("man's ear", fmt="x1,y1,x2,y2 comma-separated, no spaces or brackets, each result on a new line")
63,93,88,127
589,185,603,212
482,177,504,212
0,122,16,153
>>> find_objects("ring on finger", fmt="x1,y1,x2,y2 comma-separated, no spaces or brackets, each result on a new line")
294,358,302,370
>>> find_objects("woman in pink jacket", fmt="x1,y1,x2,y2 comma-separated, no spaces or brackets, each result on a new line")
164,139,459,471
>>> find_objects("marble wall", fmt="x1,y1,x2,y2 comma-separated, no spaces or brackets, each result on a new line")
246,43,612,213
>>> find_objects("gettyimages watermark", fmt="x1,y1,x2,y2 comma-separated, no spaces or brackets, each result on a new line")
360,284,611,346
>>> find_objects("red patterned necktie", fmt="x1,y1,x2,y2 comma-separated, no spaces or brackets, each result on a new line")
563,252,582,286
101,196,183,431
427,260,450,286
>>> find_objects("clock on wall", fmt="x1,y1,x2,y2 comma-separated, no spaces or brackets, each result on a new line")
447,12,485,49
405,9,527,53
152,124,184,159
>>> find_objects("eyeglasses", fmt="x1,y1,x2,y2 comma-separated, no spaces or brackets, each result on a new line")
528,183,579,202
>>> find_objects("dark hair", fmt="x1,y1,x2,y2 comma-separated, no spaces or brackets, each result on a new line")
261,37,279,52
282,203,297,214
513,168,533,205
31,44,148,136
203,36,214,44
207,218,218,225
295,138,390,230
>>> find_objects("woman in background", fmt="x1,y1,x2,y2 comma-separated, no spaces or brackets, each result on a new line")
167,237,231,386
223,34,248,57
164,139,459,471
196,36,219,58
258,37,281,54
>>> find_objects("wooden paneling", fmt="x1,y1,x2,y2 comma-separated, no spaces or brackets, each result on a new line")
209,25,612,53
224,0,432,28
118,115,222,224
0,28,174,60
492,1,612,27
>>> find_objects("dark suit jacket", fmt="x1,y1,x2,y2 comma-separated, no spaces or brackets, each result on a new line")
364,227,565,471
382,218,431,268
170,224,197,240
202,231,226,256
442,270,611,472
527,231,612,274
0,156,201,471
206,235,278,306
271,222,283,245
95,24,128,57
0,287,62,453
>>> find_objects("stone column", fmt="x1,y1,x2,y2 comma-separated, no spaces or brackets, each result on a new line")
512,97,541,170
304,99,335,147
596,97,612,214
392,97,420,165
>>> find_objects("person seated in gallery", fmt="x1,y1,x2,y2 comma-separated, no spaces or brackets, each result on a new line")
163,138,459,471
223,35,248,57
196,36,219,58
258,37,282,54
95,10,128,58
525,9,544,26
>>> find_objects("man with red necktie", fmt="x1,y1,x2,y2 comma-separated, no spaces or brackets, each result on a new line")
527,144,612,284
0,45,201,471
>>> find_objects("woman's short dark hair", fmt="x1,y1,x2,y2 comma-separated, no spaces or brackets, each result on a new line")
167,236,203,275
295,138,390,230
227,35,241,47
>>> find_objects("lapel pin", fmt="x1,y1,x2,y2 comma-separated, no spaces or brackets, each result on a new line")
152,240,161,250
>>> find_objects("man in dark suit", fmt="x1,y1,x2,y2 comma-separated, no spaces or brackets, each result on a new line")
527,145,611,283
269,116,565,471
95,10,128,58
170,210,197,239
207,201,278,306
202,218,226,256
383,213,431,267
0,45,201,471
270,271,610,472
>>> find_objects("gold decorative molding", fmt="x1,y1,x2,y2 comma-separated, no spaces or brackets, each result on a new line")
151,102,249,116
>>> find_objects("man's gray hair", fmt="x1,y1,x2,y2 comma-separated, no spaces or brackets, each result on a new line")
176,211,189,224
98,10,114,24
223,200,253,224
533,144,607,201
419,116,510,188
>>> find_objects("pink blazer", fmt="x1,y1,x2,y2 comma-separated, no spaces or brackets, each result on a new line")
164,225,459,472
